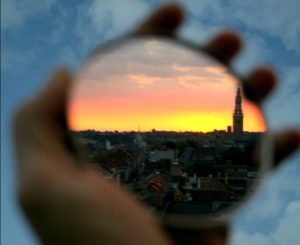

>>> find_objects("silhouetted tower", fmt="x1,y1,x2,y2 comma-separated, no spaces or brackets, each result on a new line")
233,88,243,141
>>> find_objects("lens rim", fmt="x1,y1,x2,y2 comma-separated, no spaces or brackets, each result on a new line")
68,34,273,229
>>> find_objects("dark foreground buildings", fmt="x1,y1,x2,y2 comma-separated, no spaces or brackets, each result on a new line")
72,88,262,215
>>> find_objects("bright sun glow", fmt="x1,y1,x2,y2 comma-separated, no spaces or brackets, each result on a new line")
68,39,265,132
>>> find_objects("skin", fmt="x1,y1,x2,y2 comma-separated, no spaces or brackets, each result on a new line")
14,4,300,245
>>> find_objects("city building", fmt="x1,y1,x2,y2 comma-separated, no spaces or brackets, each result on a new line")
233,88,244,141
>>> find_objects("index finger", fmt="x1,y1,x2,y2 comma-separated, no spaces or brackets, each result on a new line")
133,4,184,37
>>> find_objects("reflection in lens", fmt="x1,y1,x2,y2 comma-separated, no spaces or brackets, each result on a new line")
68,38,266,217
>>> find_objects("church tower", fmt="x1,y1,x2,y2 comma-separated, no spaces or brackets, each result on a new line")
233,88,243,141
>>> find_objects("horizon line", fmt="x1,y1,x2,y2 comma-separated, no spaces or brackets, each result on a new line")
70,128,265,133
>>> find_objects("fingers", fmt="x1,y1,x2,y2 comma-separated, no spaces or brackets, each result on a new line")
273,129,300,168
204,34,275,105
243,67,277,104
205,32,242,65
134,4,184,37
14,68,75,179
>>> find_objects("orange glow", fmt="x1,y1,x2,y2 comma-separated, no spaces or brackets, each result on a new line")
243,102,266,132
69,95,265,132
68,39,265,133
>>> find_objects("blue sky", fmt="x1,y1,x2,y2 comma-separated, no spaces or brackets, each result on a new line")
1,0,300,244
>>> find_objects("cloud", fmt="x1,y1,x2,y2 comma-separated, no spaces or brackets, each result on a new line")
177,4,273,75
79,37,230,82
74,37,238,103
226,0,300,53
229,152,300,242
238,159,300,223
1,0,56,30
265,67,300,130
177,0,300,53
232,34,271,74
231,200,300,245
231,231,274,245
75,0,153,52
274,201,300,245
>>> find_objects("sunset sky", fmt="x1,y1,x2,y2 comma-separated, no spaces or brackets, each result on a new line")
68,39,265,132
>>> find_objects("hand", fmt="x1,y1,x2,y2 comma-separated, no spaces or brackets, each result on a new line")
14,4,300,245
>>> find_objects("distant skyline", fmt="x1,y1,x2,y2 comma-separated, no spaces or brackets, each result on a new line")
69,39,265,133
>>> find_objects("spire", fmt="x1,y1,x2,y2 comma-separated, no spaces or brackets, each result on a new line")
233,87,243,141
235,88,242,113
236,87,241,100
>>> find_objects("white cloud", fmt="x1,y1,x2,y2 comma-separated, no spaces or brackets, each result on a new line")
74,0,298,76
177,3,273,75
227,0,300,53
265,67,300,130
233,34,271,74
1,0,56,30
231,231,274,245
231,201,300,245
274,201,300,245
75,0,153,52
177,0,300,53
231,153,300,226
179,21,272,80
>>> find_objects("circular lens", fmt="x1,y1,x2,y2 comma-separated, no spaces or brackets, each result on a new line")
67,37,267,222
